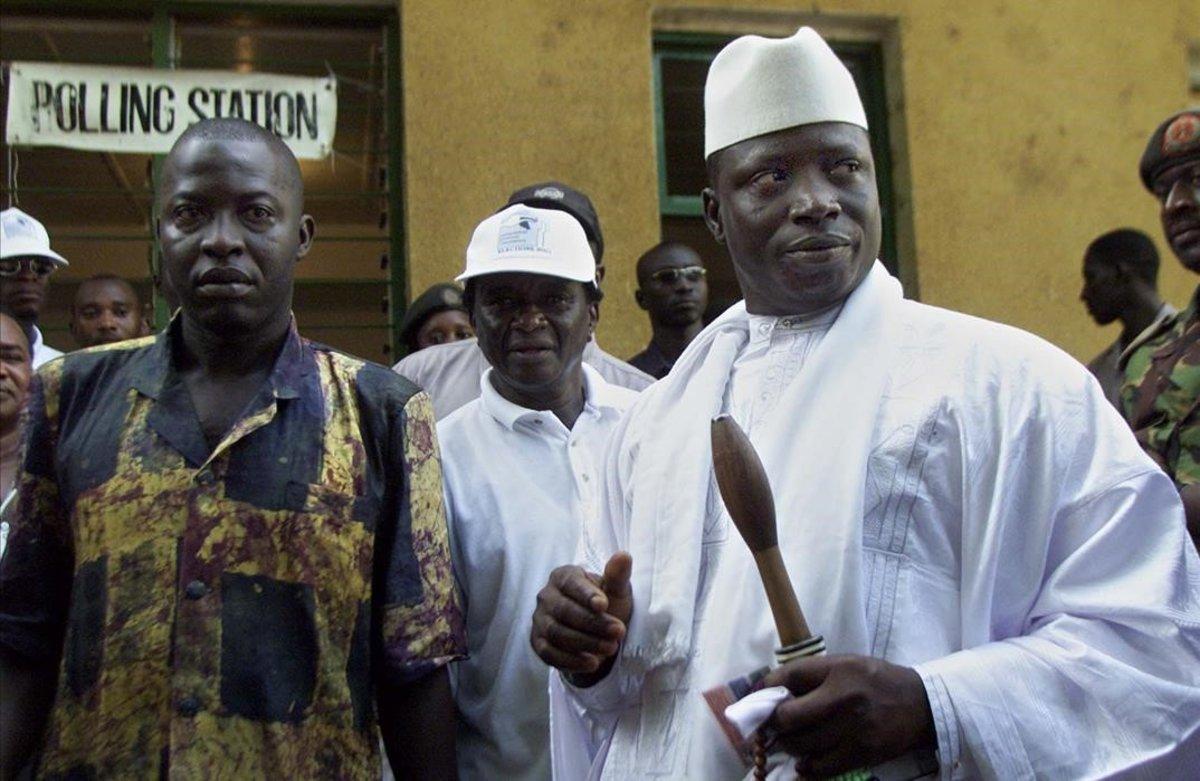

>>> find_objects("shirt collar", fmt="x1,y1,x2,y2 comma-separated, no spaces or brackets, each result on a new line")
746,303,842,345
480,363,618,432
128,314,313,401
638,340,672,372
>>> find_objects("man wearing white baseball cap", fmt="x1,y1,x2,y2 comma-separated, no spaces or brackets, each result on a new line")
532,26,1200,779
392,182,652,421
436,204,637,780
0,208,69,368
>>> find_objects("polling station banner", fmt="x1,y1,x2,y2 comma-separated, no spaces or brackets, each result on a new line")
5,61,337,159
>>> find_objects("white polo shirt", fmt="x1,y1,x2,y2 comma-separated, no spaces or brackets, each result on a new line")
395,337,653,420
438,364,637,781
31,326,64,369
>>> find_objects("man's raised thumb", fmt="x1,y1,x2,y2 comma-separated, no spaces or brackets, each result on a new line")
601,551,633,599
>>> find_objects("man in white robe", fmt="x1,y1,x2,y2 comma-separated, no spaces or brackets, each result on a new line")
530,27,1200,780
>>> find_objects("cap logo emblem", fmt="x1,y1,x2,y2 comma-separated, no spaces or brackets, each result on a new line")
532,187,564,200
497,212,549,255
5,215,38,240
1162,114,1200,156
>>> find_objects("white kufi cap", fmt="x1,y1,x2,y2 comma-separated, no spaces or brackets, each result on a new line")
704,26,868,159
458,204,596,285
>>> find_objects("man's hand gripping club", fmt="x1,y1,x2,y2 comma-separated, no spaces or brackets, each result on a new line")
530,552,633,687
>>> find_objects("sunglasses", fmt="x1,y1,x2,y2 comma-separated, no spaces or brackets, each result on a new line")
649,266,706,285
0,257,56,278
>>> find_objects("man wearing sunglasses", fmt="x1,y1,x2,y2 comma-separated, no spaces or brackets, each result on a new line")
629,242,709,379
0,208,68,368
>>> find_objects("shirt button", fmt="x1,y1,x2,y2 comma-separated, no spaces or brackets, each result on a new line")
184,580,209,600
177,696,201,717
581,474,590,482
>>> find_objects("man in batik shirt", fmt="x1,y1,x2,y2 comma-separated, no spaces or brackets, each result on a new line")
0,118,465,779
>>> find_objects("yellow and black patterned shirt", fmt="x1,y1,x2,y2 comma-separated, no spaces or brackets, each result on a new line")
0,320,466,779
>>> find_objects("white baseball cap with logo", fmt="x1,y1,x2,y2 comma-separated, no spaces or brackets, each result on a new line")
0,207,69,267
457,205,596,285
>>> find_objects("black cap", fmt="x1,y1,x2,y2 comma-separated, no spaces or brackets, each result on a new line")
398,283,467,349
505,181,604,263
1140,109,1200,191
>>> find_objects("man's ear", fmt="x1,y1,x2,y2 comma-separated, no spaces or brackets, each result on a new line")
588,301,599,337
296,214,316,260
1113,260,1138,283
634,289,648,310
702,188,725,245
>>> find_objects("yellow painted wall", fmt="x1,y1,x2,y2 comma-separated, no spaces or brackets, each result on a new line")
402,0,1199,362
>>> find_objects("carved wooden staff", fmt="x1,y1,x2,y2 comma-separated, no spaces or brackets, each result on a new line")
711,414,828,780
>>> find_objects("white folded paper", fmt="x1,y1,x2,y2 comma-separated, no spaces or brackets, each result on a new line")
723,685,791,740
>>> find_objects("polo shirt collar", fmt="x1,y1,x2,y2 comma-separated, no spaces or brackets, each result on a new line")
480,363,617,432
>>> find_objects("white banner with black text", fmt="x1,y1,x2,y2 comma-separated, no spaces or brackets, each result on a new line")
5,61,337,159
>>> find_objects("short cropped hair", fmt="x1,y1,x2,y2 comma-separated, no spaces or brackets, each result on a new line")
0,305,34,353
1085,228,1161,286
164,117,303,198
71,274,143,315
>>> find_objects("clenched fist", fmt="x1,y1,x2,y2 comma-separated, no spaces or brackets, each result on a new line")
764,654,936,778
530,552,633,687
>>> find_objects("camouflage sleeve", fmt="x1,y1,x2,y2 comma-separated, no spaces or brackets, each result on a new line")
375,390,466,685
1177,415,1200,488
1119,313,1200,488
0,366,74,663
1119,341,1154,426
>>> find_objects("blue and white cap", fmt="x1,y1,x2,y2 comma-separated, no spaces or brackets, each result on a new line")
457,204,596,284
0,207,68,266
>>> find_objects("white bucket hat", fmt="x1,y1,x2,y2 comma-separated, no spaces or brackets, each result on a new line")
0,207,69,267
704,26,868,159
0,207,69,268
458,205,596,285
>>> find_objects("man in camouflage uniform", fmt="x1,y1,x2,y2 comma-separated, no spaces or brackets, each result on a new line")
0,119,465,779
1122,108,1200,549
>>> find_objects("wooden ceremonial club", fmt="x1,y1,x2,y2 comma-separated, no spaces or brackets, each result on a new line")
710,414,827,781
710,415,933,781
711,414,817,651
